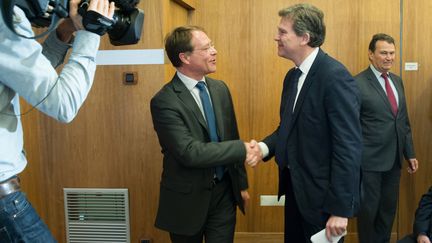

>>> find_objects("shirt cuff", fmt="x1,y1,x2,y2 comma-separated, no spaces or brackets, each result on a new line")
258,142,269,158
72,30,100,57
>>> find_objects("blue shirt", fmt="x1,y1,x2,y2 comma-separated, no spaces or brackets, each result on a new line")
0,7,100,181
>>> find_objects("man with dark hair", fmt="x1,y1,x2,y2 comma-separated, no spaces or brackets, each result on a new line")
247,3,362,243
151,25,260,243
355,33,419,243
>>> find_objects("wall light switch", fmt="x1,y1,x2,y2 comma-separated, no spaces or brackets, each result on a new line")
123,72,138,85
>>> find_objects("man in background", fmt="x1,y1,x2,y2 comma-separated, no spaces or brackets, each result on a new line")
0,0,115,242
249,3,362,243
355,33,419,243
398,186,432,243
151,25,260,243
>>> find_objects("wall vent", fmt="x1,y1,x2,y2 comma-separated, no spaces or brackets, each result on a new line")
64,188,130,243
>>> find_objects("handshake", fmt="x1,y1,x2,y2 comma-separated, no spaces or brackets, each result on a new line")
244,140,263,168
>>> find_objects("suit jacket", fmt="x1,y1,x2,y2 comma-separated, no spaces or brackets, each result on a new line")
355,67,415,171
413,186,432,238
150,74,248,235
398,186,432,243
263,49,362,226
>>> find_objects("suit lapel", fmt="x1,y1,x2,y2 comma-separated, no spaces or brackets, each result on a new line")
365,67,396,116
287,49,324,133
206,78,225,140
172,75,208,130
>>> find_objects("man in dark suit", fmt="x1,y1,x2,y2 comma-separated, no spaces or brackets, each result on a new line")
247,3,362,243
150,26,260,243
398,186,432,243
355,33,419,243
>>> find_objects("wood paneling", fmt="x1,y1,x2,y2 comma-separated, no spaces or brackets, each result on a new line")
399,0,432,239
18,0,432,242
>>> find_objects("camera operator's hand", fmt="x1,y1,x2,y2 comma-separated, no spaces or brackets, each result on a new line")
87,0,115,19
69,0,115,31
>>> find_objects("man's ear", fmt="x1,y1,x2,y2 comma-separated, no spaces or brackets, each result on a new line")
368,50,374,61
301,33,311,46
179,52,190,65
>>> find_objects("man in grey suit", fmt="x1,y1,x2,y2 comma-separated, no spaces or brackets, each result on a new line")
356,33,419,243
150,26,260,243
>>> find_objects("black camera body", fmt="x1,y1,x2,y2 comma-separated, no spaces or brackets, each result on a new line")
1,0,144,45
77,0,144,45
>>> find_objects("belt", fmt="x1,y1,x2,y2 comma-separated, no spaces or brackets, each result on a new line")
0,177,21,198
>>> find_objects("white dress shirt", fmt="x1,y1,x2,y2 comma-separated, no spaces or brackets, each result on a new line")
369,64,399,105
176,71,213,122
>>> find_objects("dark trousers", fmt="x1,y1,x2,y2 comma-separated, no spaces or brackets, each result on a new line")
169,175,236,243
397,234,416,243
357,163,401,243
282,168,344,243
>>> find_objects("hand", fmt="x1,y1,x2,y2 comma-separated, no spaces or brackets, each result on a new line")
69,0,115,31
240,190,250,209
407,158,419,174
418,234,431,243
244,140,262,168
325,215,347,241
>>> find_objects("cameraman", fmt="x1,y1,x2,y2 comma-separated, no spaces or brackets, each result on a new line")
0,0,114,241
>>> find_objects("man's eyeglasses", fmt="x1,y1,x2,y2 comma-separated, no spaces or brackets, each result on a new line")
193,42,216,53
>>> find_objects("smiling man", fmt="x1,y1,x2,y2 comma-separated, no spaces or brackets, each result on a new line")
150,26,261,243
355,33,419,243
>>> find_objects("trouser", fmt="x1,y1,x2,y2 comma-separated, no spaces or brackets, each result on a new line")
357,163,401,243
170,175,236,243
0,177,56,243
283,168,344,243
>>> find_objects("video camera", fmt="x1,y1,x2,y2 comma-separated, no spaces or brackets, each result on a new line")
1,0,144,45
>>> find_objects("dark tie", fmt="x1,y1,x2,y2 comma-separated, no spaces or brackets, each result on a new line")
275,68,302,167
381,73,398,116
196,81,225,179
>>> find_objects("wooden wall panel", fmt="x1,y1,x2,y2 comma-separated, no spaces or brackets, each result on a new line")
399,0,432,238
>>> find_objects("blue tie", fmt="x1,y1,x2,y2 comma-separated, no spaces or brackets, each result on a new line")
275,68,302,168
196,81,225,179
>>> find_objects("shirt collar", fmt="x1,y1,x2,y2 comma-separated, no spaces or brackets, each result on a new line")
369,64,389,80
298,47,319,74
176,71,206,91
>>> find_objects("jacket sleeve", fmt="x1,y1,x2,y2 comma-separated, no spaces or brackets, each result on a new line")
413,187,432,237
150,86,247,169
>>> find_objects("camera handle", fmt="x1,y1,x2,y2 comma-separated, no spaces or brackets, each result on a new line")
82,10,115,36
